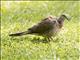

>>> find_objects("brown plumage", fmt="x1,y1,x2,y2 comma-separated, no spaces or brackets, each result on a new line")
9,14,71,40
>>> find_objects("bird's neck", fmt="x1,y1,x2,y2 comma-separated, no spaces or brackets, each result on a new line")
58,16,65,28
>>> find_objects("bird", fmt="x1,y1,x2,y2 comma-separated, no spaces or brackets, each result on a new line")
9,13,71,41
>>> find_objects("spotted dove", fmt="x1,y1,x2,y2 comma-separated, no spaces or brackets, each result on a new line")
9,14,71,40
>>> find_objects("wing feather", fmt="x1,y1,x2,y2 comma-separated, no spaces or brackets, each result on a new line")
28,16,57,34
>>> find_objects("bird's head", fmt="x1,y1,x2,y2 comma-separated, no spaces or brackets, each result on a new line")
61,13,71,21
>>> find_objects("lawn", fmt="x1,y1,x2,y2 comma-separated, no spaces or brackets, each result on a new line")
1,1,80,60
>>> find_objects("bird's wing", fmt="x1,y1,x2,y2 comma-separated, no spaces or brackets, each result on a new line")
28,17,57,34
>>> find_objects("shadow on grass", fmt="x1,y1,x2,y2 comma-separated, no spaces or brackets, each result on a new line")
9,36,60,44
31,37,50,44
30,37,59,44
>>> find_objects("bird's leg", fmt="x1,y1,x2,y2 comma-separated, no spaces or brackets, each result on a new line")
42,36,50,43
46,37,53,42
47,37,51,42
48,37,53,41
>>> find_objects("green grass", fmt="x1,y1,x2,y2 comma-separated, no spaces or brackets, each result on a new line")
1,1,80,60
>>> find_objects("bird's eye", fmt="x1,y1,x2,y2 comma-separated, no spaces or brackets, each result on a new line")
53,21,56,23
58,21,62,24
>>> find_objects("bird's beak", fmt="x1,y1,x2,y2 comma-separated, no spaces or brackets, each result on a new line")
66,16,71,21
61,13,71,21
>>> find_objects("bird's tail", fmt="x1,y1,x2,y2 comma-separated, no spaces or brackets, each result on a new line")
9,31,30,36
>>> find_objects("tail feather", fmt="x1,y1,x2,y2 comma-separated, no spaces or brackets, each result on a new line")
9,31,29,36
